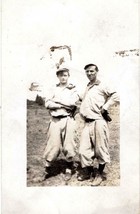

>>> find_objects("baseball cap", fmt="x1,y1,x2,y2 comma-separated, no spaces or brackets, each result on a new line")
56,68,70,75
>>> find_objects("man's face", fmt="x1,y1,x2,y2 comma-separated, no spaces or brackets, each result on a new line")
85,66,98,82
57,71,69,84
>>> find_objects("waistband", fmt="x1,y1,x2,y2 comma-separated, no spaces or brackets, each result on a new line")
84,118,95,123
52,115,69,119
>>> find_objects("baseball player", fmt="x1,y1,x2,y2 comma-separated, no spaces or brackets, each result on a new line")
77,64,119,185
43,68,79,181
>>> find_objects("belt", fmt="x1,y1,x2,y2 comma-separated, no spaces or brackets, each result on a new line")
53,115,68,119
84,118,95,123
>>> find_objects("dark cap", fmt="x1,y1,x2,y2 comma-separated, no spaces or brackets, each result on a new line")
56,68,70,75
84,64,99,72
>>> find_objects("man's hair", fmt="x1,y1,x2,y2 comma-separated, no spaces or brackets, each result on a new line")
84,64,99,72
56,68,70,76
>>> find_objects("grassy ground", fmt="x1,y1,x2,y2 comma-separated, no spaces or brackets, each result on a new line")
27,101,120,186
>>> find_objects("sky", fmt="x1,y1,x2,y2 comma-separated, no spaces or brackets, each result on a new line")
2,0,139,92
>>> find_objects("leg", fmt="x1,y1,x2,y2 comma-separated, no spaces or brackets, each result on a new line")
62,117,76,181
77,123,95,181
43,118,62,168
63,117,76,162
99,163,106,174
92,120,109,186
79,123,95,168
95,119,110,165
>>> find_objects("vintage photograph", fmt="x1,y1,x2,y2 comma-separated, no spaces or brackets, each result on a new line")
26,44,121,187
2,0,139,213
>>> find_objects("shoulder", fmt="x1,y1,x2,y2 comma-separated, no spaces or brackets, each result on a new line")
98,81,107,89
96,80,109,89
99,81,118,95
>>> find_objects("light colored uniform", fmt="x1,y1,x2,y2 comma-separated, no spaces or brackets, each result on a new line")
43,83,79,167
79,80,119,167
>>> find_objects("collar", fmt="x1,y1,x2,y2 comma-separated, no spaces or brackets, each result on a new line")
56,83,75,89
87,79,101,87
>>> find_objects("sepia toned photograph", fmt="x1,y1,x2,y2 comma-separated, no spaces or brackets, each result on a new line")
27,45,121,187
2,0,139,213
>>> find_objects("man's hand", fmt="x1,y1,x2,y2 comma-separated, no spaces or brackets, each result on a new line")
101,108,106,115
101,108,112,122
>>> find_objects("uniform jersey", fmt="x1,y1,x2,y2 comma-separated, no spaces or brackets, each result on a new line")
45,83,79,117
80,80,119,120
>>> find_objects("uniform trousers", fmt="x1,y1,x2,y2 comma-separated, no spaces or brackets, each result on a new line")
79,119,110,168
43,116,76,167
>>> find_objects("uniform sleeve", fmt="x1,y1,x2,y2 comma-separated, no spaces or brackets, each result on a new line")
45,100,62,109
43,85,56,108
102,85,120,110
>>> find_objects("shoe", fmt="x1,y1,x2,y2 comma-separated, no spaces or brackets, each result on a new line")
64,168,72,181
77,167,92,181
64,161,74,181
91,173,104,186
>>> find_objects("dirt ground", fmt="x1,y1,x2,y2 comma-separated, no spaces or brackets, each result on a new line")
27,101,120,187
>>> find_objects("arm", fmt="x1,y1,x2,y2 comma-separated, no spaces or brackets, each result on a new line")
43,85,63,109
45,100,62,110
100,86,119,122
53,88,80,107
103,92,119,110
102,86,120,111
